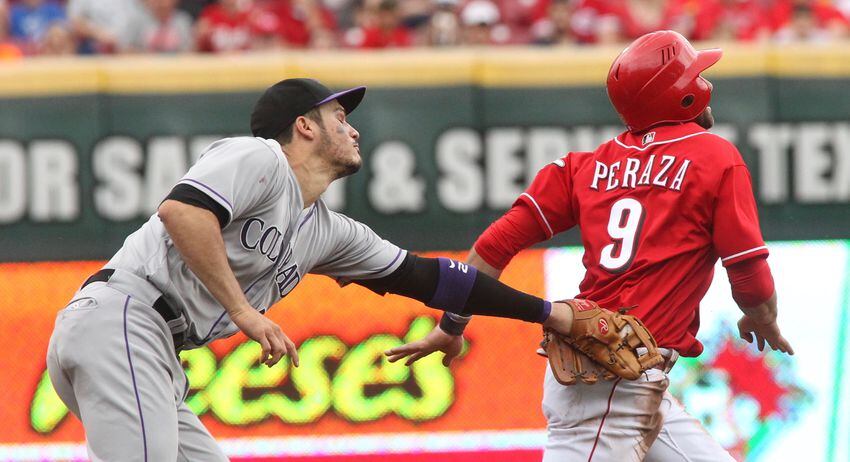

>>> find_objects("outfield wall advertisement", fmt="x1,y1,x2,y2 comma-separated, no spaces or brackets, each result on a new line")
0,242,848,461
1,49,850,261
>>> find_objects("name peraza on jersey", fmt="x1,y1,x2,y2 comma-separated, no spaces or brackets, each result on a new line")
519,123,768,357
589,155,691,192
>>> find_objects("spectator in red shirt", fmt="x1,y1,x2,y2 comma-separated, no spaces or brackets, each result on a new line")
592,0,697,43
259,0,338,48
196,0,276,52
691,0,772,42
772,0,849,42
503,0,551,29
498,0,549,42
344,0,411,49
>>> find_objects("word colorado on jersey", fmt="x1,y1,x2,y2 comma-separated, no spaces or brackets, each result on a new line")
589,154,691,192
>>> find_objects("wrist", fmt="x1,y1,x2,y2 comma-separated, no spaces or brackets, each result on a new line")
542,301,574,332
439,312,469,336
745,310,776,325
741,302,777,325
226,303,255,318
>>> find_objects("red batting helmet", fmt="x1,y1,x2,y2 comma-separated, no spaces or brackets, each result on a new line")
606,30,722,133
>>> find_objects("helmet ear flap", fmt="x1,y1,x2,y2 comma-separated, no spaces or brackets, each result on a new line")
681,94,695,108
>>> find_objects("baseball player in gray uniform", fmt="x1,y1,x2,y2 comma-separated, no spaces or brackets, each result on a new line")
46,78,581,461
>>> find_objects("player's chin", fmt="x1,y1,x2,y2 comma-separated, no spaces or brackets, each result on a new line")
336,154,362,178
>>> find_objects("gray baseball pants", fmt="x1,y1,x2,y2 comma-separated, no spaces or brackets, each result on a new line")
46,270,228,462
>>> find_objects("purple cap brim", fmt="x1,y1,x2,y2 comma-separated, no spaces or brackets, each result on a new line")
315,86,367,114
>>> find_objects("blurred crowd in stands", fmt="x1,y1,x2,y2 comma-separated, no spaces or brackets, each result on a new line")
1,0,850,58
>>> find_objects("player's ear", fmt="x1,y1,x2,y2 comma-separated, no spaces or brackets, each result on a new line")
293,115,317,141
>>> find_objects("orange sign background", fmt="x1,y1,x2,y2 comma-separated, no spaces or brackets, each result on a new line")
1,250,549,444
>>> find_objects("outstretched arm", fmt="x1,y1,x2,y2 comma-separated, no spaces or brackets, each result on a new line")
382,248,501,365
381,200,549,365
362,253,574,365
355,253,570,326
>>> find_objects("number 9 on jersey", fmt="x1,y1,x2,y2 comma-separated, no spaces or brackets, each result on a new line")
600,198,645,273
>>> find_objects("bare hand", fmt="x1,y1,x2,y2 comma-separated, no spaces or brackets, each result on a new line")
230,308,300,367
384,327,463,366
737,315,794,355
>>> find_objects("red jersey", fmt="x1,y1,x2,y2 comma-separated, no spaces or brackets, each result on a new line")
197,5,270,52
480,123,767,357
691,0,772,41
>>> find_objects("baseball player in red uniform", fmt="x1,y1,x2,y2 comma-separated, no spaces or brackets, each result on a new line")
387,30,794,461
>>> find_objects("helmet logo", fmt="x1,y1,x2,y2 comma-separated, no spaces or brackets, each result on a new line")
642,132,656,145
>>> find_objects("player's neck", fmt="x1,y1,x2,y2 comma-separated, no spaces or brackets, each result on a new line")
286,152,334,208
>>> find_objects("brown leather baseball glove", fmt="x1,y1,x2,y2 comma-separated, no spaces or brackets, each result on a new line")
541,299,663,385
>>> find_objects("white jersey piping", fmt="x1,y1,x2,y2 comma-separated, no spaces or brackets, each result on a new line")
521,193,554,238
613,131,711,152
721,246,768,262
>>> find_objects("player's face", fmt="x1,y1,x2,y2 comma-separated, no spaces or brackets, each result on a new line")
316,101,362,178
694,76,715,129
695,105,714,130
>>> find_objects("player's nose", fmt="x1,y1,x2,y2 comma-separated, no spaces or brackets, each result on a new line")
349,125,360,141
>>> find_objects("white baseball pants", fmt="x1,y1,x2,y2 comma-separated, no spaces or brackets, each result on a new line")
541,366,735,461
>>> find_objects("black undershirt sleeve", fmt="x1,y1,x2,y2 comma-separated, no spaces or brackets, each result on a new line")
353,254,545,323
163,184,230,228
354,253,438,300
464,271,545,322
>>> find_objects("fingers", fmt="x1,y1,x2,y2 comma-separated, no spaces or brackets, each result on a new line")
384,342,422,363
441,343,463,366
755,334,766,352
767,335,795,356
260,325,300,368
385,350,409,363
284,336,300,367
258,336,272,365
404,352,426,366
384,342,442,366
386,350,416,363
739,318,795,356
265,332,285,367
782,338,795,355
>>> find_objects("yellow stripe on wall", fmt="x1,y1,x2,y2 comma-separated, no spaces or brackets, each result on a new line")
0,44,848,97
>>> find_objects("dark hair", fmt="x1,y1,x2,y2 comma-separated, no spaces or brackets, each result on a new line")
276,108,324,145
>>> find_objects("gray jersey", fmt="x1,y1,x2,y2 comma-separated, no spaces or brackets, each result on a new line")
106,137,405,348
